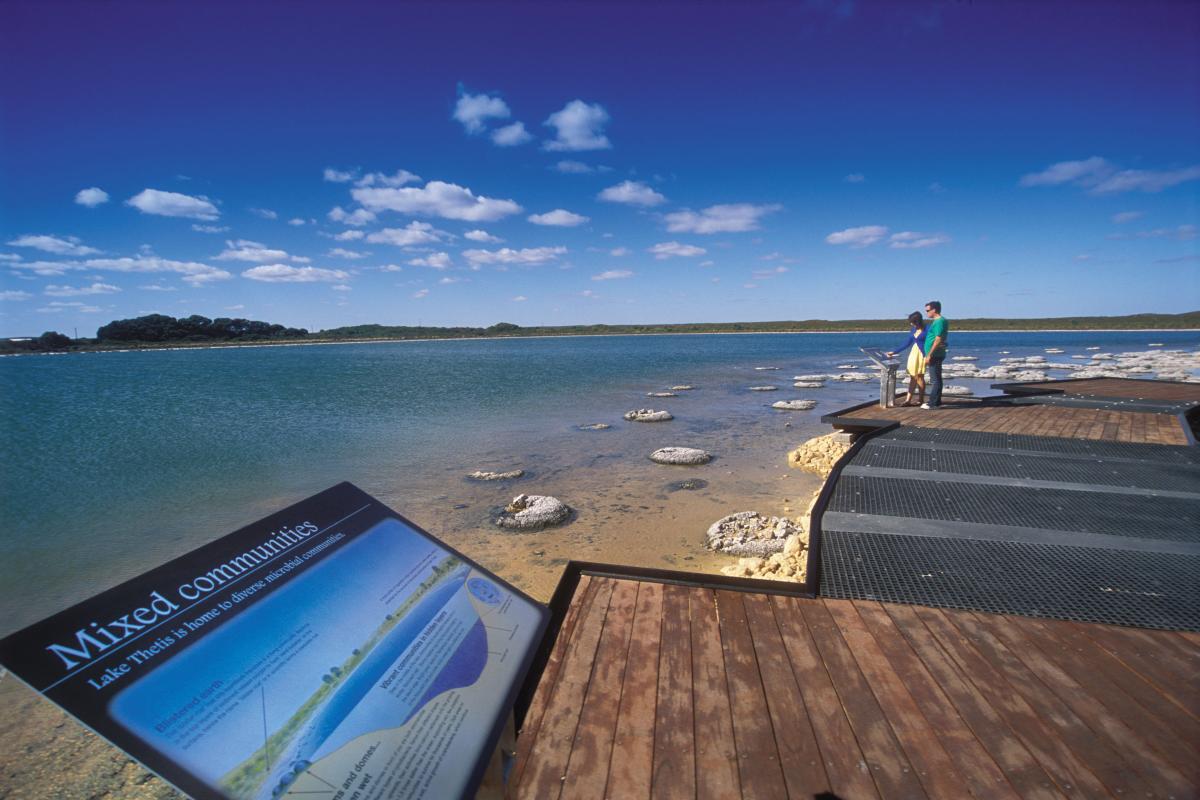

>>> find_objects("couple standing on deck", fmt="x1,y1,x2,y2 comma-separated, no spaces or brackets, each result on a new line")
887,300,949,409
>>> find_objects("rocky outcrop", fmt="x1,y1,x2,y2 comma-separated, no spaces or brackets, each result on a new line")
787,433,852,478
720,533,808,582
706,511,800,557
772,399,817,410
495,494,570,530
467,469,524,481
793,381,824,388
649,447,712,465
624,409,673,422
671,385,695,391
748,385,778,391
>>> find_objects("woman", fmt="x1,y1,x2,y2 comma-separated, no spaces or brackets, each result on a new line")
887,311,927,407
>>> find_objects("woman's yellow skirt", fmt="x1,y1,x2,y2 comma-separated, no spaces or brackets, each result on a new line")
907,345,926,378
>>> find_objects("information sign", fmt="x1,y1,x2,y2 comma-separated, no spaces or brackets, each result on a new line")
0,483,548,800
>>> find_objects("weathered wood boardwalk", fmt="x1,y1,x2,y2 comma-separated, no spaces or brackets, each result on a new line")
508,574,1200,799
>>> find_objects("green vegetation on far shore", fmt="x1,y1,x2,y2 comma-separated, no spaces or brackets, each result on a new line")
5,311,1199,355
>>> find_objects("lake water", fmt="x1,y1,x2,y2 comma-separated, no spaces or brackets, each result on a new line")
2,330,1197,635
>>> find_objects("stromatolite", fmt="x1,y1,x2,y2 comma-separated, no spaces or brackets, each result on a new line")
649,447,712,465
467,469,524,481
624,409,673,422
772,399,817,410
495,494,570,530
706,511,801,557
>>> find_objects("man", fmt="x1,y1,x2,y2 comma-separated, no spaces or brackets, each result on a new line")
921,300,948,409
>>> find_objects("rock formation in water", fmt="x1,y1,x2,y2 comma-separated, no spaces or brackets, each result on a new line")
624,409,673,422
495,494,570,530
706,511,800,557
467,469,525,481
649,447,712,465
772,399,817,410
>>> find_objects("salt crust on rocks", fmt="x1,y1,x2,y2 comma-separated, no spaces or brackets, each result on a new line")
624,408,673,422
467,469,524,481
496,494,570,530
650,447,712,465
706,511,801,557
772,399,817,410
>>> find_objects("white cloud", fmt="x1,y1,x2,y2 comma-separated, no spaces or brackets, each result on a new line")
438,276,465,284
598,180,666,207
0,253,21,261
7,259,83,276
0,290,32,301
464,229,502,243
377,264,404,272
288,218,306,226
332,284,352,292
328,206,377,227
1112,211,1144,224
86,257,232,285
44,282,120,296
492,122,533,147
250,207,278,219
38,301,102,313
528,209,589,227
1093,166,1200,194
242,264,350,283
216,239,290,262
544,100,611,151
609,247,630,256
825,225,888,248
328,248,368,259
512,295,527,302
324,168,358,183
647,241,706,260
408,252,453,269
139,284,177,292
844,173,865,183
225,304,246,311
352,181,521,222
333,229,365,241
743,283,758,289
462,246,566,267
454,91,510,134
366,221,446,247
751,267,789,279
1135,224,1197,241
592,269,633,280
554,160,593,174
1019,157,1110,188
7,234,100,256
413,288,429,299
75,187,110,207
191,224,230,234
355,169,421,188
127,188,220,220
664,203,782,234
889,231,951,249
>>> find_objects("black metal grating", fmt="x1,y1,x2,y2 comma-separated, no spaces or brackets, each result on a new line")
877,426,1200,464
856,442,1200,493
828,475,1200,543
820,530,1200,631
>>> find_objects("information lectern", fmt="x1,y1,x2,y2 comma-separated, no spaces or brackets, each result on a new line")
860,347,901,408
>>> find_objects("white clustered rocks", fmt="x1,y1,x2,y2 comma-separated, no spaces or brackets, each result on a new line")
646,391,677,397
720,533,808,582
941,385,973,396
649,447,712,465
706,511,801,557
671,385,695,390
748,385,778,391
772,399,817,410
793,381,824,388
496,494,570,530
624,409,673,422
467,469,524,481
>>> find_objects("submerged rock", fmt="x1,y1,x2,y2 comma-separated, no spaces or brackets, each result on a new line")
646,391,677,397
793,381,824,388
467,469,525,481
754,366,780,371
706,511,801,557
665,478,708,492
748,385,778,391
650,447,712,465
578,422,612,430
772,399,817,410
793,374,826,381
624,408,673,422
496,494,570,530
671,385,696,391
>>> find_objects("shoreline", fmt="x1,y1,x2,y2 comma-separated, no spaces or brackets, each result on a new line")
4,327,1198,358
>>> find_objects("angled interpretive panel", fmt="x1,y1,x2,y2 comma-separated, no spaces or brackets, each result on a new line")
0,482,548,800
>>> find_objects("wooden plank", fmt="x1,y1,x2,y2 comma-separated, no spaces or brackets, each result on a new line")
714,590,788,799
882,604,1064,800
799,599,928,797
562,578,640,800
772,595,880,799
824,600,971,798
651,583,695,799
512,574,595,791
1012,616,1200,779
1079,622,1200,709
942,610,1148,798
976,612,1193,798
741,593,829,797
851,601,1024,800
605,581,664,799
914,606,1108,798
688,587,741,800
515,577,616,800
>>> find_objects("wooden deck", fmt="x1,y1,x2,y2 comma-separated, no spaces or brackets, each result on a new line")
1004,377,1200,403
829,397,1190,445
508,574,1200,799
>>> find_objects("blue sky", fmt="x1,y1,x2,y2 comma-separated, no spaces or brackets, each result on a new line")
1,0,1197,337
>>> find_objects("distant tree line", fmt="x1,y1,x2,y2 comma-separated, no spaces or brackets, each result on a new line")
96,314,308,343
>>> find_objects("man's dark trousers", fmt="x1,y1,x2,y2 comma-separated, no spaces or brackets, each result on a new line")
927,355,945,406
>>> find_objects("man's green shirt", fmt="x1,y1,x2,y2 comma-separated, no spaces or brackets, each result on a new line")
924,316,948,357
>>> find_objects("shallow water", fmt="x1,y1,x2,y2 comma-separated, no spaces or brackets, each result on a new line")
1,330,1197,634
